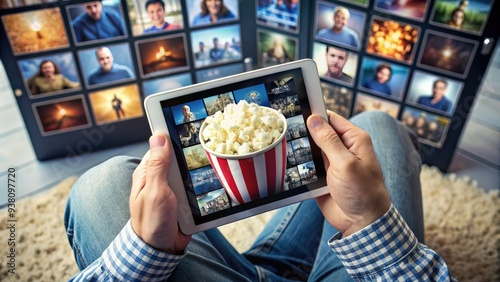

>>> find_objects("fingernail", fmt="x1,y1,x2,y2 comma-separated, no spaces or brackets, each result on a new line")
150,134,165,149
309,116,323,129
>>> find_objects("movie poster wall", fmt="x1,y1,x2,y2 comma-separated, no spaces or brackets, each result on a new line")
0,0,245,159
304,0,493,151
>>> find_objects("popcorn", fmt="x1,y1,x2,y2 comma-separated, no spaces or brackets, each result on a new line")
201,100,285,155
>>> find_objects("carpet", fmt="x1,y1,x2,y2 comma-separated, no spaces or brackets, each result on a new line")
0,165,498,281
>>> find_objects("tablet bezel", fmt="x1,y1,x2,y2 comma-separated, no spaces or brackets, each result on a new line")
145,59,329,234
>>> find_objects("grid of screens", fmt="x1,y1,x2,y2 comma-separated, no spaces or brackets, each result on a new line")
1,0,246,136
309,0,492,148
160,68,326,223
1,0,495,155
255,0,493,149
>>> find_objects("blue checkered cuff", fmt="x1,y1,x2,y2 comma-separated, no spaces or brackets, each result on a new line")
102,220,185,281
328,204,419,277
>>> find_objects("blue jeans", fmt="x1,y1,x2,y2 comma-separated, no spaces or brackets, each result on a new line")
64,111,424,281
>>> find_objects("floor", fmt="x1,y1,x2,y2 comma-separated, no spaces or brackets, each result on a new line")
1,47,499,207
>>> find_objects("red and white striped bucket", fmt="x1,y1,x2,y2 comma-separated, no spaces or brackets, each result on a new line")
200,110,288,205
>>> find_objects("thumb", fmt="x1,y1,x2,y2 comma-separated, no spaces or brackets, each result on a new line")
145,133,172,189
307,115,353,164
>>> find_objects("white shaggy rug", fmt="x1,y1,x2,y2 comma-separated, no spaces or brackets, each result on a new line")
0,165,498,281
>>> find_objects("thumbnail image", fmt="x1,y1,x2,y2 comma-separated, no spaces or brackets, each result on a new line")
406,71,463,116
191,24,242,69
204,93,235,115
66,0,127,45
178,120,203,147
266,77,301,118
291,137,313,164
257,29,298,68
320,82,353,118
143,72,192,96
312,42,358,86
88,84,144,125
187,0,239,27
375,0,431,21
232,84,271,107
256,0,301,33
358,56,410,101
128,0,184,36
190,166,223,195
417,31,478,78
32,95,91,136
78,43,136,88
2,8,69,55
401,107,451,148
366,17,420,64
297,160,318,185
19,52,81,98
171,99,208,125
286,141,297,167
183,144,210,170
195,63,244,83
136,34,189,77
315,1,366,50
285,115,307,141
284,166,302,190
196,188,231,216
430,0,494,34
353,93,400,118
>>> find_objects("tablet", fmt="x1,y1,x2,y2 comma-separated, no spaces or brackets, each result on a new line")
145,59,329,234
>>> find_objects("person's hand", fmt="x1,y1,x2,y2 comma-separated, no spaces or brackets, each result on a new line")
307,111,391,237
130,133,191,254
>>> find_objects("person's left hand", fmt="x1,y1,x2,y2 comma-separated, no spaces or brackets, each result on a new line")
130,133,191,254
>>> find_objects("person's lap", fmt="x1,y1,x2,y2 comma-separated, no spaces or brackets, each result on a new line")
64,111,423,280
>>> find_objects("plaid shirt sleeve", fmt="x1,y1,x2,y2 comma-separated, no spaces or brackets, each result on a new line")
328,204,456,281
69,220,185,281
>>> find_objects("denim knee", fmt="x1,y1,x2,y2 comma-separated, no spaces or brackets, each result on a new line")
64,156,141,269
69,156,138,203
351,111,396,130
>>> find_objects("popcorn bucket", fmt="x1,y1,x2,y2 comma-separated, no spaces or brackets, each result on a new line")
200,108,288,205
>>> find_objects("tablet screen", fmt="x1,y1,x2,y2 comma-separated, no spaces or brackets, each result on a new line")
160,67,326,225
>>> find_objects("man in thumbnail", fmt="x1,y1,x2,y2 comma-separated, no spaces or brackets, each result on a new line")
223,42,240,60
144,0,182,33
195,41,210,63
71,1,125,43
324,45,352,83
317,6,360,48
87,47,134,86
209,37,225,62
111,94,125,119
417,79,452,113
182,105,195,123
362,63,392,95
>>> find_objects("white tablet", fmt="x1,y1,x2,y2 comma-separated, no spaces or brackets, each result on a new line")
145,59,329,234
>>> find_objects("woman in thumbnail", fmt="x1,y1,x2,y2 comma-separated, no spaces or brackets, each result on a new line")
192,0,236,25
28,60,80,95
447,7,465,29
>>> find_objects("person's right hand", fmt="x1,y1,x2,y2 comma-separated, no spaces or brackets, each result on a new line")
307,111,391,237
129,133,191,254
